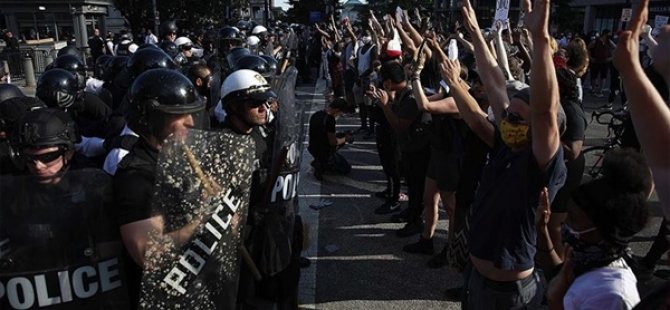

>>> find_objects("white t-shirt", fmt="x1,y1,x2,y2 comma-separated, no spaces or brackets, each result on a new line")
102,126,139,175
563,258,640,310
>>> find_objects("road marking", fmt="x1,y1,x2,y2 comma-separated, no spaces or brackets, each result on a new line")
299,193,372,198
297,79,326,309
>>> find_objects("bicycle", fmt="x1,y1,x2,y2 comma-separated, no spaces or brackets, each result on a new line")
581,107,629,182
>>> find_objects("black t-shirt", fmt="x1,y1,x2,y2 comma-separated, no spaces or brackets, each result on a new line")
113,138,158,226
561,101,587,142
392,87,431,152
308,110,335,158
468,128,567,270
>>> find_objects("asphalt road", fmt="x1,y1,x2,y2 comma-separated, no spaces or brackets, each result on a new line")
294,78,668,309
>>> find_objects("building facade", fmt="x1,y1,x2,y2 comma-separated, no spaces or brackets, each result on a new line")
1,0,114,47
573,0,669,34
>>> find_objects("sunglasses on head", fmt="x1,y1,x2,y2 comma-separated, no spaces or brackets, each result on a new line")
502,108,525,124
24,148,67,165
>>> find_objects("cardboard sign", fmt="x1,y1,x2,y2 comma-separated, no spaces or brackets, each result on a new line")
621,8,633,22
492,0,510,29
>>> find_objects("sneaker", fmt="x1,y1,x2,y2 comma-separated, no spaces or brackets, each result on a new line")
374,201,401,214
427,246,448,268
390,209,411,223
396,220,423,237
402,237,434,255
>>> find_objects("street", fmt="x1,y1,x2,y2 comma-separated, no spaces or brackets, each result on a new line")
293,78,668,309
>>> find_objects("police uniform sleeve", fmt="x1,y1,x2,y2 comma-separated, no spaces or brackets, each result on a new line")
113,167,154,226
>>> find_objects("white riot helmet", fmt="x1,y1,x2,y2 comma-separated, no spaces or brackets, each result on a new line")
220,69,277,104
174,36,193,49
251,25,268,36
246,35,260,47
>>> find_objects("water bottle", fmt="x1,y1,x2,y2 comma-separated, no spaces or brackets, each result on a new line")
448,39,458,60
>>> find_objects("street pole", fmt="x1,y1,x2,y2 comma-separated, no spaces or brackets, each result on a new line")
33,13,40,40
153,0,159,35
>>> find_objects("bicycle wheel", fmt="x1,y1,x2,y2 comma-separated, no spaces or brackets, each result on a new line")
581,146,608,183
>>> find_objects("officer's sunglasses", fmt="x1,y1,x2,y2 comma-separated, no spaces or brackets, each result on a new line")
24,148,67,165
247,98,276,108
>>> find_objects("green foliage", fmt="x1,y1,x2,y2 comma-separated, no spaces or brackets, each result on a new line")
552,0,583,34
113,0,251,33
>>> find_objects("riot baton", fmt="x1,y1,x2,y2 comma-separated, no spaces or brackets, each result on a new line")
181,144,263,282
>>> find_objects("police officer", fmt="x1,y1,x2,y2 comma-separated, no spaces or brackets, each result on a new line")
36,69,114,140
174,36,197,67
159,20,178,43
208,26,247,111
112,68,205,305
2,108,128,307
0,96,46,175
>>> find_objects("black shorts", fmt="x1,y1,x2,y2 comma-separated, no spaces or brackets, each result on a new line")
425,149,461,192
590,62,608,80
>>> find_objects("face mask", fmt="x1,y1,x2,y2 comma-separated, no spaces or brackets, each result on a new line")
361,36,372,45
561,223,624,275
499,119,529,149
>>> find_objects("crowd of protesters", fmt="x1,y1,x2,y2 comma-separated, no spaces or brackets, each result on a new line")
313,0,670,308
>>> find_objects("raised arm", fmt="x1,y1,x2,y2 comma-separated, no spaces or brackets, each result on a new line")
410,49,459,114
495,20,514,80
524,0,561,169
613,0,670,216
461,0,510,125
440,59,495,147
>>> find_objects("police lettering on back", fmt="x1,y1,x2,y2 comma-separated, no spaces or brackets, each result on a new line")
0,258,122,309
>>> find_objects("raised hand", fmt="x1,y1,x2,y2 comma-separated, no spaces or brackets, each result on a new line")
613,0,648,73
439,59,462,86
534,187,551,228
411,45,427,79
461,0,481,35
523,0,551,38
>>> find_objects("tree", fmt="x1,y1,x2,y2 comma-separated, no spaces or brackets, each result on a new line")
552,0,583,34
113,0,251,35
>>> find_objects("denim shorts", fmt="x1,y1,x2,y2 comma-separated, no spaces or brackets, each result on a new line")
462,265,544,310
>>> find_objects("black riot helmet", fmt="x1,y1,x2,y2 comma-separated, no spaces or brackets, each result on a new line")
56,45,81,59
95,54,112,78
138,43,161,51
128,69,205,137
103,56,129,83
36,69,81,109
0,97,46,136
52,55,87,89
13,108,80,150
235,55,270,76
0,84,26,104
159,40,179,58
259,55,279,76
236,20,251,32
126,48,177,79
218,26,244,53
226,47,251,70
160,20,179,39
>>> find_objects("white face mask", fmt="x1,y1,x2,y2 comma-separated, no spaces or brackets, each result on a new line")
361,36,372,45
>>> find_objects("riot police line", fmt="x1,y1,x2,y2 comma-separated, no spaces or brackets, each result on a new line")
0,19,311,309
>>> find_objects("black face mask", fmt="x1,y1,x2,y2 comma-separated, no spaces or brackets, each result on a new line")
561,223,625,276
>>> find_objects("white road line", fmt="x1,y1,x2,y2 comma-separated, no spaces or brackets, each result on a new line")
297,79,326,309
